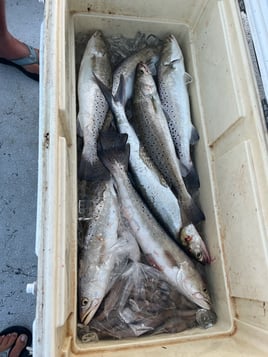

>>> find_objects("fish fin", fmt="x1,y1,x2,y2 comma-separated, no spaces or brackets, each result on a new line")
190,126,199,145
114,74,127,106
183,164,200,191
98,127,130,171
180,161,189,177
98,125,128,152
102,110,116,131
78,155,110,181
93,72,114,108
77,116,83,137
184,72,193,85
146,58,157,76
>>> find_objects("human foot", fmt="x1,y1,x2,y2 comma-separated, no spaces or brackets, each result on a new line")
0,332,18,352
0,333,27,357
0,326,32,357
0,32,39,78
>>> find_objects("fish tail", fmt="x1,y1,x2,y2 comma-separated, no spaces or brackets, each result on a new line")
94,72,127,110
98,127,130,172
190,125,199,145
78,153,110,181
184,198,205,225
146,56,158,76
184,164,200,191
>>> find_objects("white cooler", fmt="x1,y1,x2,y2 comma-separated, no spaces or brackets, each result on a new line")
34,0,268,355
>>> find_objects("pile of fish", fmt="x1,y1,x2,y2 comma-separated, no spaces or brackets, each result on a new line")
77,30,215,341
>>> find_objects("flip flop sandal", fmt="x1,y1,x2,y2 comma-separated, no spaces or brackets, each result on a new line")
0,326,32,357
0,44,39,82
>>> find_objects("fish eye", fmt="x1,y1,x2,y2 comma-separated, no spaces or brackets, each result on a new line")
81,297,89,306
196,252,202,259
203,288,207,294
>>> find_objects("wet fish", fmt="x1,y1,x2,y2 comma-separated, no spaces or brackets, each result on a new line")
158,34,199,189
112,47,159,103
77,30,112,180
179,224,212,264
98,130,211,310
94,73,183,238
133,62,204,224
78,177,119,325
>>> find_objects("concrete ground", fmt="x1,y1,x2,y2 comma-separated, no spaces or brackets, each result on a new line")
0,0,43,331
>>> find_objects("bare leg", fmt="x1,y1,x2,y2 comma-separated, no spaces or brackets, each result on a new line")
0,0,39,75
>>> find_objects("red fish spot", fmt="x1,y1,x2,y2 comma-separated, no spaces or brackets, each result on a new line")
185,235,192,243
164,250,177,267
145,254,163,271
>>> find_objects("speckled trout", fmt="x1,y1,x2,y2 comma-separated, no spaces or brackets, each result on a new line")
77,30,112,180
98,131,211,310
158,34,199,189
78,177,119,325
133,62,204,224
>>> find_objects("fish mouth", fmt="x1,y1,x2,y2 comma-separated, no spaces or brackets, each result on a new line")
163,34,183,61
200,240,212,264
137,62,150,74
197,299,211,311
166,34,176,43
193,293,211,310
80,298,100,325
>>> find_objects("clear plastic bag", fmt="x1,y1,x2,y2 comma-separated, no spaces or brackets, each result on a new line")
78,261,203,340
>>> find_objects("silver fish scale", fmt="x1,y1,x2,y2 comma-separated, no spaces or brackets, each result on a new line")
158,77,181,150
160,81,189,161
139,121,170,181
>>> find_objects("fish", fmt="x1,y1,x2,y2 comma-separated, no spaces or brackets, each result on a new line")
112,46,159,103
132,62,204,224
158,34,200,189
93,73,183,239
77,30,112,180
78,176,119,325
179,224,212,264
97,129,211,310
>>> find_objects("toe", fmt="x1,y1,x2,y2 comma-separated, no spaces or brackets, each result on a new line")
23,48,39,75
0,333,18,352
9,334,28,357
